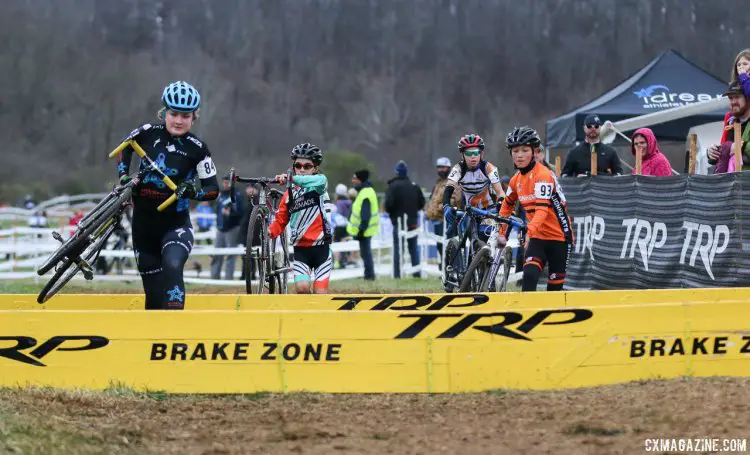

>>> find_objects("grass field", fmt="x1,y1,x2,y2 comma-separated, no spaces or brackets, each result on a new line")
0,276,445,296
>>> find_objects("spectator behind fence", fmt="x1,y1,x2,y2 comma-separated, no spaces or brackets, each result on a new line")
333,183,353,268
708,81,750,173
28,210,48,229
22,194,36,210
68,210,84,237
425,157,461,267
730,49,750,86
535,145,555,172
346,169,379,281
239,184,260,281
562,114,623,177
385,160,425,279
211,174,244,280
631,128,672,176
195,201,214,245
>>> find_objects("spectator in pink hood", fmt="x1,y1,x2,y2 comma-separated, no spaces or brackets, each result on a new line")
631,128,672,176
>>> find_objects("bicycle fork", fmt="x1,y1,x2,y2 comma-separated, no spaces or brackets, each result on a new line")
51,231,94,280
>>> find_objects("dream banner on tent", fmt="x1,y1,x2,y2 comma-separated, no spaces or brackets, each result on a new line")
560,173,750,289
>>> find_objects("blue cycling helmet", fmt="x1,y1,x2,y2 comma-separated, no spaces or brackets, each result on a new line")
161,81,201,112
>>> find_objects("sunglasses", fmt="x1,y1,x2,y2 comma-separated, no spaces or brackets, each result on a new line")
463,150,482,157
586,124,600,129
294,162,315,170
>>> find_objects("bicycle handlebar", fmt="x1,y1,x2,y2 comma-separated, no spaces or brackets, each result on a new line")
226,167,285,204
450,205,527,232
109,140,178,212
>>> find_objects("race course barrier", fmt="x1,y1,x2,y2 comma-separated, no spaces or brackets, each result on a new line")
1,288,749,393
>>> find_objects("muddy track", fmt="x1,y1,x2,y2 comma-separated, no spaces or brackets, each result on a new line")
1,377,748,454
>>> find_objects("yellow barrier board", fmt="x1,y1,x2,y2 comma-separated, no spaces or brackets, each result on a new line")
1,298,749,393
4,287,750,311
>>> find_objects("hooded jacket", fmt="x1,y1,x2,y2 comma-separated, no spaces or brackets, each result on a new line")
631,128,672,177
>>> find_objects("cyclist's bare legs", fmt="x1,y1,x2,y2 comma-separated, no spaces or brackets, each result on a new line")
295,280,312,294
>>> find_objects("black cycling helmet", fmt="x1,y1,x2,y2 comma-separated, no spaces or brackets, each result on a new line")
290,143,323,165
458,134,485,152
506,126,542,150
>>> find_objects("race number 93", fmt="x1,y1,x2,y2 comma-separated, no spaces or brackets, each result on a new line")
534,182,553,199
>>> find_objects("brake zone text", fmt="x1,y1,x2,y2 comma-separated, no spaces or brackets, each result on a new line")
629,335,750,358
150,342,342,362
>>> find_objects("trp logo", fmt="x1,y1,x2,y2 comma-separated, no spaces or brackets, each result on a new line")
679,222,729,280
573,215,605,259
620,218,667,271
0,336,109,367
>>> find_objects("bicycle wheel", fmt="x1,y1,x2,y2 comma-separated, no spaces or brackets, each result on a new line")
268,231,290,294
459,245,491,292
37,220,117,304
480,245,513,292
442,238,464,292
245,206,268,294
494,246,514,292
37,189,127,276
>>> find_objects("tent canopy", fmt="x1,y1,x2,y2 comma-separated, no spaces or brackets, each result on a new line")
545,49,728,148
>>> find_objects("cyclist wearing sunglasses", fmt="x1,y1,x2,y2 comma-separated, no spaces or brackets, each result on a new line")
561,114,623,177
501,126,574,292
269,143,333,294
115,81,220,310
442,133,504,241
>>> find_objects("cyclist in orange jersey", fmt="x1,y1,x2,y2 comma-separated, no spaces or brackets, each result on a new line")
500,126,574,292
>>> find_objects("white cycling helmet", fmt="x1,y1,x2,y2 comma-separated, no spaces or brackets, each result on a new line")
435,157,451,167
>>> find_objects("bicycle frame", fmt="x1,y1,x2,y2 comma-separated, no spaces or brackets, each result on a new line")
484,215,527,291
226,167,292,293
453,205,497,266
443,205,497,290
109,138,180,212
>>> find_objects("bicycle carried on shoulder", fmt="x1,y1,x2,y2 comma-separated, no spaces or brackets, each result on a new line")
35,139,180,304
227,168,291,295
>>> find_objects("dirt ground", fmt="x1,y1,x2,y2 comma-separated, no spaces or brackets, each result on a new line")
1,377,748,455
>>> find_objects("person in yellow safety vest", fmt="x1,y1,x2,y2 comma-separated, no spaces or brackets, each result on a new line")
347,169,379,280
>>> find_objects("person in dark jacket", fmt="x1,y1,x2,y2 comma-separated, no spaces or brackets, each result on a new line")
561,114,623,177
347,170,379,280
385,160,426,278
211,175,244,280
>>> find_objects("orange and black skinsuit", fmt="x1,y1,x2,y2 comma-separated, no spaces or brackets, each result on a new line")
500,160,574,291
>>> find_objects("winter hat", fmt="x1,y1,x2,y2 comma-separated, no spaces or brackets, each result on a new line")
354,169,370,182
335,183,348,197
395,160,408,177
435,157,451,167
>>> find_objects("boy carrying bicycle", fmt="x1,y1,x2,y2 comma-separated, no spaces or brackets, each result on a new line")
268,143,333,294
